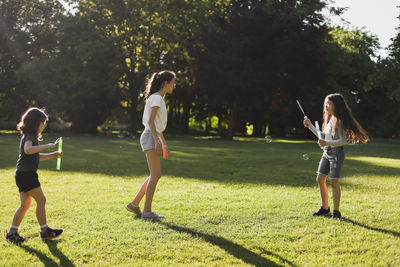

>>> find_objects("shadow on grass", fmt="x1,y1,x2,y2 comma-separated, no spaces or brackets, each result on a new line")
156,221,297,267
18,240,74,267
44,239,75,267
342,217,400,238
19,244,59,267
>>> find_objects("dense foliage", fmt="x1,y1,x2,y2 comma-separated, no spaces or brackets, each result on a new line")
0,0,398,138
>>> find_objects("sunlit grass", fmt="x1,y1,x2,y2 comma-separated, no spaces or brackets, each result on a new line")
1,133,399,266
347,156,400,169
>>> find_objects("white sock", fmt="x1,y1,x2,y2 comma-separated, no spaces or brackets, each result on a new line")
8,225,18,235
40,224,49,233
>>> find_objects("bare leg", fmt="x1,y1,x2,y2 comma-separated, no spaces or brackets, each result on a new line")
132,176,150,206
11,192,32,226
27,187,47,226
143,150,162,213
316,173,329,210
331,178,341,211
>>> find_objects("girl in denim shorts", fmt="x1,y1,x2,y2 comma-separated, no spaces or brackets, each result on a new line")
303,93,370,219
125,71,176,220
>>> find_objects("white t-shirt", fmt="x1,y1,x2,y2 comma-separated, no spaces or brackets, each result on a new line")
142,93,167,133
309,119,347,147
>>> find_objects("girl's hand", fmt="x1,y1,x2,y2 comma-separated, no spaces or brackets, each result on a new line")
303,119,311,128
155,142,163,156
47,143,56,150
56,151,63,158
162,145,169,159
318,139,326,146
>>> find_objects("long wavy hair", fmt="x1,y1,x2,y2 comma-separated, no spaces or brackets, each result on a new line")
322,93,369,144
144,70,176,100
17,107,49,141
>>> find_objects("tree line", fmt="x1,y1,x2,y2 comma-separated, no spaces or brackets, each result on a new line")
1,0,399,139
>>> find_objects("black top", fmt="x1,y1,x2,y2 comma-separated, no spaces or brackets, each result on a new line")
16,134,39,172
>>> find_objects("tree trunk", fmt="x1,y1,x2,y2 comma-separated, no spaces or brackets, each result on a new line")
128,71,145,134
252,121,264,137
181,101,190,134
226,103,238,140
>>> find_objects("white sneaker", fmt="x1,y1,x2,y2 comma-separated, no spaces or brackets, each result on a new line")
125,203,141,216
141,211,165,220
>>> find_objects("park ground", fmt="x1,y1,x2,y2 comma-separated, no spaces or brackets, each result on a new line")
0,133,399,266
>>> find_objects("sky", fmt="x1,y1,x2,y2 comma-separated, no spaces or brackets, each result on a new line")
325,0,399,57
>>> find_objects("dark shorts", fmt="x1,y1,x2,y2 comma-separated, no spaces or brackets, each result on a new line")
15,171,41,192
317,147,345,179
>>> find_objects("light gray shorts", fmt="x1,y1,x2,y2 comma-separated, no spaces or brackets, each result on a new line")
317,146,345,179
140,130,160,151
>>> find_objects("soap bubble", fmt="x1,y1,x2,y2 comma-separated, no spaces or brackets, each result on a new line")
265,135,272,143
302,154,309,160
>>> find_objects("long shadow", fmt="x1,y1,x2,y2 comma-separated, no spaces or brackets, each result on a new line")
44,240,75,267
19,244,59,267
342,217,400,238
155,221,296,267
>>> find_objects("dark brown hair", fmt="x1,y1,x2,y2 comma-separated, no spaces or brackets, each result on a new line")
322,93,370,144
17,107,49,141
144,70,176,100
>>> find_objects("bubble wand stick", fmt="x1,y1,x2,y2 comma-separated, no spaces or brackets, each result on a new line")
56,137,63,170
315,121,322,139
296,100,310,127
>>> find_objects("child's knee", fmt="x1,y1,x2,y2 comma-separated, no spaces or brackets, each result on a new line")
316,176,325,184
331,180,340,189
36,196,46,206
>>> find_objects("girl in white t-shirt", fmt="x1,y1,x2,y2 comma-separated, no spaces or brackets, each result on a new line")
126,70,176,219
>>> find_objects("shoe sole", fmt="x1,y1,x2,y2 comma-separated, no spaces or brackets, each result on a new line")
6,238,25,243
40,232,63,240
313,213,332,217
41,235,62,240
141,216,165,220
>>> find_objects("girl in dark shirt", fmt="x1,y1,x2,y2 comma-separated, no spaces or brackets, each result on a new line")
6,108,63,242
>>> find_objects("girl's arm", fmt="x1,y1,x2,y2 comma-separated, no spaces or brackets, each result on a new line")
304,119,321,139
39,151,62,161
324,124,347,147
24,140,54,155
159,132,169,159
148,106,163,155
159,132,167,147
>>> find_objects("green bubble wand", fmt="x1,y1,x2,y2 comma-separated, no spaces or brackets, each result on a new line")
56,137,63,170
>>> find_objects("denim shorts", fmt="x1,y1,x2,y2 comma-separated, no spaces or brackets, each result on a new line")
317,146,345,179
140,130,160,151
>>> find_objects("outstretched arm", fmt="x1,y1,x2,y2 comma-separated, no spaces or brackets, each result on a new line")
39,151,62,161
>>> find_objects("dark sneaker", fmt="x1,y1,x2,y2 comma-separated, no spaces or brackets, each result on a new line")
332,210,342,220
5,231,25,243
40,227,63,240
312,206,331,217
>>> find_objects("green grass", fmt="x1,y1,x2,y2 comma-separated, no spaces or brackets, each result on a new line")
1,133,399,266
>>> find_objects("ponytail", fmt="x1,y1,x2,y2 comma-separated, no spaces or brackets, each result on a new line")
144,70,176,100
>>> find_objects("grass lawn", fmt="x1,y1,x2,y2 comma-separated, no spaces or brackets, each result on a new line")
1,133,399,266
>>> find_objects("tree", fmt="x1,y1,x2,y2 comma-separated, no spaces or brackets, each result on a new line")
189,2,328,138
0,0,63,126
